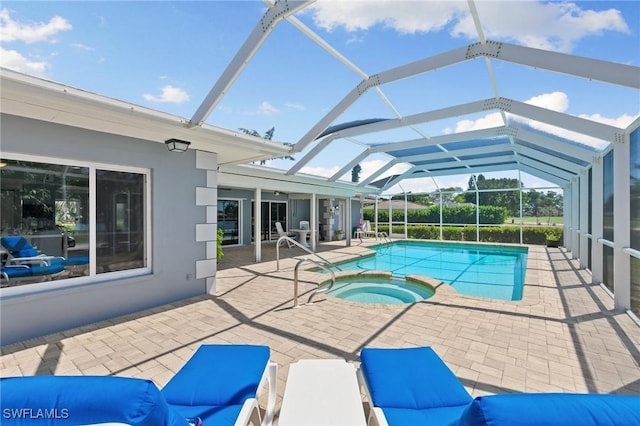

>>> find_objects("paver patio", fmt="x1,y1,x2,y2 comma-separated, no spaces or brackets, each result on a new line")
2,240,639,421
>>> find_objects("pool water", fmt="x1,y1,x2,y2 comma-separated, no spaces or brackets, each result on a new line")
332,241,527,301
324,277,434,304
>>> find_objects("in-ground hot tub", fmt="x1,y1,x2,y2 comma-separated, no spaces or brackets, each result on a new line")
319,275,435,304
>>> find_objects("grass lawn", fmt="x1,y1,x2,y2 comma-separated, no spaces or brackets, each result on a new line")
508,216,563,226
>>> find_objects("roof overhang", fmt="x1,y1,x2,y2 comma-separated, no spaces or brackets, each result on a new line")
0,68,291,166
218,164,379,198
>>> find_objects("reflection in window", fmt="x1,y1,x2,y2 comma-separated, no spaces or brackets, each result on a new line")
218,200,239,245
602,151,614,293
603,151,614,242
603,245,614,293
1,160,89,285
631,129,639,316
631,129,639,250
96,170,146,273
1,158,148,287
632,257,640,318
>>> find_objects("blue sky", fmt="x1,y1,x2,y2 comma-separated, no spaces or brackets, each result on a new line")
1,1,639,194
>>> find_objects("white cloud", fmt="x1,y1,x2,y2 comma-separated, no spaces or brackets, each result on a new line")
257,101,280,115
284,102,305,111
309,1,629,52
455,111,504,133
454,2,630,52
578,112,637,129
310,1,465,34
143,85,189,104
71,42,94,52
525,91,569,111
300,165,340,178
0,8,72,43
0,47,48,76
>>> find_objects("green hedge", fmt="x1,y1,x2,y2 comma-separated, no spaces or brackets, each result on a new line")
364,205,509,225
373,224,562,245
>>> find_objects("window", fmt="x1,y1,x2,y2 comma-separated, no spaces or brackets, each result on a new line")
1,157,149,286
603,151,614,242
631,128,639,315
96,170,147,273
631,129,640,251
602,151,614,292
218,200,240,245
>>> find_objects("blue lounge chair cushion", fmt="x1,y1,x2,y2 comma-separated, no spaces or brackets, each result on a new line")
1,236,30,253
360,346,472,411
162,344,270,423
383,405,472,426
0,375,189,425
1,266,32,279
28,264,64,276
63,256,89,266
459,393,640,426
16,248,39,257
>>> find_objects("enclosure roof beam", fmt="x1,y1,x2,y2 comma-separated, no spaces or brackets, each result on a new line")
189,0,311,128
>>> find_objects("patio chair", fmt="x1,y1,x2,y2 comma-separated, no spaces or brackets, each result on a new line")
359,346,640,426
362,220,378,238
358,346,472,425
1,235,87,275
0,375,188,425
0,344,277,426
275,221,297,248
1,261,65,287
162,344,277,426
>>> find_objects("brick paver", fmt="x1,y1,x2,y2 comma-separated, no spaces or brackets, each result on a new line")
2,241,639,421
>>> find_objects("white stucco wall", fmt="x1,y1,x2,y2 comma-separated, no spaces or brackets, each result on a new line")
0,114,212,345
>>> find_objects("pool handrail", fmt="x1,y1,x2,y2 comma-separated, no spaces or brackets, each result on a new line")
275,236,339,272
293,258,337,307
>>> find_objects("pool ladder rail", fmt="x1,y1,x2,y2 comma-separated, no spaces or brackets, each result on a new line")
293,258,336,307
276,236,339,272
275,235,340,307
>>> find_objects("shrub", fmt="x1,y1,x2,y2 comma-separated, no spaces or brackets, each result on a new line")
217,228,224,261
374,224,562,245
365,205,509,225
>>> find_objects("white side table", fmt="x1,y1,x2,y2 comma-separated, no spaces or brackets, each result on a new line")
278,359,366,426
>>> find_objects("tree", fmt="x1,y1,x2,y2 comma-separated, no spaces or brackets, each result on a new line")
238,127,295,164
351,164,362,183
462,174,521,216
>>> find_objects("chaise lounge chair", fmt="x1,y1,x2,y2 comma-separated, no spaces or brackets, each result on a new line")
361,220,379,239
1,261,65,287
358,346,640,426
358,346,472,425
162,344,277,426
0,344,277,426
1,235,88,280
275,221,297,248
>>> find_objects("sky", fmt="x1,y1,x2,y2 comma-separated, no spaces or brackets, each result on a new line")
1,1,639,195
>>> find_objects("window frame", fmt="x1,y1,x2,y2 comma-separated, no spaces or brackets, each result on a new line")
1,152,152,293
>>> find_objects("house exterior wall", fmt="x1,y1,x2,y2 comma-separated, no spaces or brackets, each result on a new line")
0,114,210,345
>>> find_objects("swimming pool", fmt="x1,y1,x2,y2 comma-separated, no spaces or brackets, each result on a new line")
323,276,435,304
331,241,528,301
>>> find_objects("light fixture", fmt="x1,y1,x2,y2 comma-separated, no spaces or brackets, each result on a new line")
165,138,191,152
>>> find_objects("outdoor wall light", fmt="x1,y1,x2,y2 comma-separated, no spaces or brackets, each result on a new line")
165,138,191,152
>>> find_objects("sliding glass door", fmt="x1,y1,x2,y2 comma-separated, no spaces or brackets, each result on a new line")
251,201,287,241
